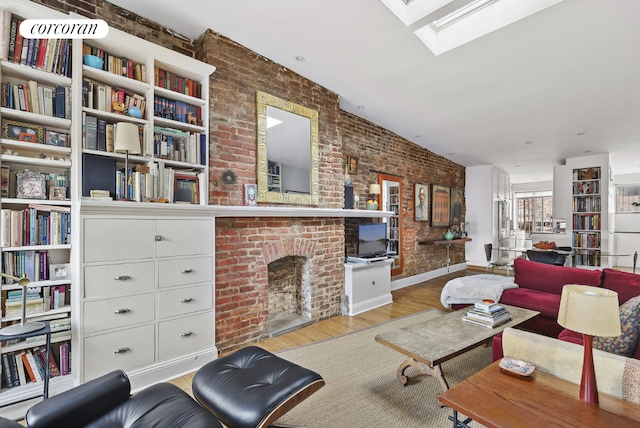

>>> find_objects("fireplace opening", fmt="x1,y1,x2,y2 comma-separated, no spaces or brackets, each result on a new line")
267,255,312,337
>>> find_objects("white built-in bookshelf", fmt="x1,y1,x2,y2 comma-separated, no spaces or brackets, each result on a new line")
0,0,214,417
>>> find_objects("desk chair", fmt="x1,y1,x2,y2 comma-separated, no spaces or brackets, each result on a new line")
484,243,513,277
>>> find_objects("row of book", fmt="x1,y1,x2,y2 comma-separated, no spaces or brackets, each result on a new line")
2,250,52,282
1,11,72,77
572,196,601,213
1,167,69,200
154,66,202,98
572,180,600,196
114,165,199,203
461,301,512,329
82,78,146,116
83,43,146,82
1,341,70,388
572,232,601,249
0,80,69,119
572,214,601,231
572,252,601,267
2,286,67,317
0,205,71,248
153,127,206,165
154,95,202,125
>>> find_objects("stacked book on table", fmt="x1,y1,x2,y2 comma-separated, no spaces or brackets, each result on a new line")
462,301,512,328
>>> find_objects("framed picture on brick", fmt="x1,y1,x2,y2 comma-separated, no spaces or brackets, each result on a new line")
431,184,450,227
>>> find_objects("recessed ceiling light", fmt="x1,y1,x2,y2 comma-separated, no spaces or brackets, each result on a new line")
584,150,591,153
415,135,422,138
447,152,455,156
357,105,365,109
515,165,522,169
295,55,305,62
525,141,533,145
577,132,586,136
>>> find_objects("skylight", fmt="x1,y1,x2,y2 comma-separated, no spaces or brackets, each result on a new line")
380,0,565,55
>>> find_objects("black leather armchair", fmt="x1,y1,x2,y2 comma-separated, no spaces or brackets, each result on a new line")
0,346,324,428
0,370,222,428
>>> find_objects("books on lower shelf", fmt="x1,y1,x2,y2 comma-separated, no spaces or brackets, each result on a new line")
1,341,70,388
461,302,512,328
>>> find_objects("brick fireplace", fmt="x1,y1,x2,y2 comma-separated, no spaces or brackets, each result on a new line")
215,217,345,352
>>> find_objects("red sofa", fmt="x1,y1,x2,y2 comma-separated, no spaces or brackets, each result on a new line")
491,258,640,361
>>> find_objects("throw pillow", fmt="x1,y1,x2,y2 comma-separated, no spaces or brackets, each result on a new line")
593,295,640,357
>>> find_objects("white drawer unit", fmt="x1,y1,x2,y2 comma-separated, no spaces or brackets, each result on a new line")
80,212,216,385
158,284,213,319
158,312,214,360
158,256,213,288
84,262,156,298
83,293,156,334
344,259,393,316
84,324,156,381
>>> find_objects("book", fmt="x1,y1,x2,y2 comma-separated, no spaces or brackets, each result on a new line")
15,351,27,386
1,208,10,247
25,351,43,382
21,352,37,383
0,7,11,61
85,115,98,150
2,352,15,387
473,301,505,313
465,310,511,324
462,315,512,329
97,118,107,151
58,342,69,376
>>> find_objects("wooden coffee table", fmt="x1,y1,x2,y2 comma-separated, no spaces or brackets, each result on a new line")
439,360,640,427
375,305,538,392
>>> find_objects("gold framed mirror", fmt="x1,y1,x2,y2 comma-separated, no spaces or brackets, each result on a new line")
256,90,319,205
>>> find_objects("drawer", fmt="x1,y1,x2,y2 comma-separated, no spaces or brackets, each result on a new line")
83,293,155,334
158,312,213,360
84,219,157,262
158,256,213,288
158,284,213,319
84,262,155,298
83,324,155,381
156,219,213,257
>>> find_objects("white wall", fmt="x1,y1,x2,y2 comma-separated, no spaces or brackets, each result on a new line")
466,165,503,267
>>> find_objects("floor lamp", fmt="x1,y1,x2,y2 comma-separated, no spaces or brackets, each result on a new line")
0,273,45,335
557,284,621,405
114,122,142,200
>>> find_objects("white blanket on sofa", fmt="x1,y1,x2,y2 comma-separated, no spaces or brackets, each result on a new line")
440,274,518,308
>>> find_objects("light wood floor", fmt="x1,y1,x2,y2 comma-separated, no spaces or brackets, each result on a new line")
169,269,477,395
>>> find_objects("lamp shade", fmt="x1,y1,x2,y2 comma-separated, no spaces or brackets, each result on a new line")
369,184,381,195
557,285,621,337
114,122,141,154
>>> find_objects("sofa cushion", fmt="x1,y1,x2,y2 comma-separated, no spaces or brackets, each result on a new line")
602,268,640,304
513,258,602,295
500,288,561,319
593,295,640,358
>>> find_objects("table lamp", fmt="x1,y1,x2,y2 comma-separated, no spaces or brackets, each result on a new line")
0,273,46,335
367,183,381,210
557,284,621,404
114,122,142,200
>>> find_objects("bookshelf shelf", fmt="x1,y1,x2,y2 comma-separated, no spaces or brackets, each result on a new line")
571,166,603,267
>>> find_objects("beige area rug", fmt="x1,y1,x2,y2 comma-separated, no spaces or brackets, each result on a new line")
275,309,490,428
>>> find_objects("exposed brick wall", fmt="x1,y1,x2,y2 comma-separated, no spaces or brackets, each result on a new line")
341,112,466,279
31,0,466,353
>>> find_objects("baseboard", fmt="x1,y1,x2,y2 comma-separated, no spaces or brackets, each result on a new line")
390,263,466,291
348,294,393,316
128,347,219,392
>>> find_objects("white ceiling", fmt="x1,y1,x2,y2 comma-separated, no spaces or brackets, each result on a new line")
106,0,640,184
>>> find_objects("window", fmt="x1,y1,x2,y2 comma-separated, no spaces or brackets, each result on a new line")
516,192,553,233
616,184,640,212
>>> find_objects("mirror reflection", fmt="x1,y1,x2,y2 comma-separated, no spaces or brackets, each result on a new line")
256,91,319,205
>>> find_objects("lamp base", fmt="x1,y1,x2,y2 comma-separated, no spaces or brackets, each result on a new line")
0,321,46,336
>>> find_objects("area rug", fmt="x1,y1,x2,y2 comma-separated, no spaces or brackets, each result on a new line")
275,309,490,428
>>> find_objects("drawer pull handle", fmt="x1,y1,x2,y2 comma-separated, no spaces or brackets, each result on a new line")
114,275,131,281
114,308,130,314
181,331,193,337
155,235,163,241
181,269,193,274
181,297,193,303
114,347,130,354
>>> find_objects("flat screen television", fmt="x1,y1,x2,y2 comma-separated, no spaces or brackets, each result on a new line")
357,223,387,258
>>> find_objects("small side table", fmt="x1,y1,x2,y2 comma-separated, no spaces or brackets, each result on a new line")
0,321,51,407
418,238,472,272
